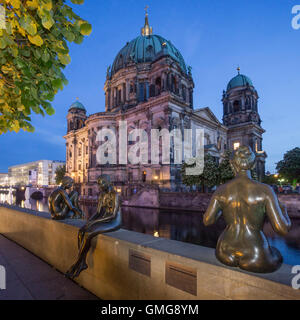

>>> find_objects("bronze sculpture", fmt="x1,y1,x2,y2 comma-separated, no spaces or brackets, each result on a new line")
203,146,291,273
66,176,121,279
48,176,83,220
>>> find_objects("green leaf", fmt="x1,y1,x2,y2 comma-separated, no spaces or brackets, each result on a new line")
0,38,7,49
58,53,71,65
45,105,55,115
71,0,84,4
41,12,55,30
80,22,92,36
42,51,50,62
52,79,63,90
63,30,75,42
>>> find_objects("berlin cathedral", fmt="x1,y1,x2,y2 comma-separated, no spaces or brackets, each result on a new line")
64,12,267,197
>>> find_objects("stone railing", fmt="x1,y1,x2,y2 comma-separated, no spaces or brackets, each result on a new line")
0,205,299,300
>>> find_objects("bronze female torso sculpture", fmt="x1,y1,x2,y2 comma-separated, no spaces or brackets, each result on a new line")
204,146,291,273
66,177,121,279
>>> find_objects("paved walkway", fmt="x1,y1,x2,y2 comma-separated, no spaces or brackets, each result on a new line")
0,235,98,300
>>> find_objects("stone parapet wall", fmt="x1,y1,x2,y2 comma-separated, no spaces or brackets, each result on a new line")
123,191,300,217
159,192,211,211
0,205,299,300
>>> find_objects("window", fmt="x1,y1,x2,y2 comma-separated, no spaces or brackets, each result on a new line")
130,83,134,93
182,85,186,101
142,171,147,182
86,146,88,154
233,142,240,150
118,89,122,105
233,100,240,113
155,77,161,95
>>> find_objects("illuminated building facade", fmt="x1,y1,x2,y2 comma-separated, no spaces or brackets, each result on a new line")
8,160,65,187
64,13,266,196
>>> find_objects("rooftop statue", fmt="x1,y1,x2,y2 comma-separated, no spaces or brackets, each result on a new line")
203,146,291,273
48,176,83,220
66,176,122,279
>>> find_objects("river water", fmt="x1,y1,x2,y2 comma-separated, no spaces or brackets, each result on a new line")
1,195,300,266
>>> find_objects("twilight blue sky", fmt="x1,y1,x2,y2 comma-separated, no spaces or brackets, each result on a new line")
0,0,300,172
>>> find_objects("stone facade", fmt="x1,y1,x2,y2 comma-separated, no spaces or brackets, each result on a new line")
222,71,267,180
64,15,266,197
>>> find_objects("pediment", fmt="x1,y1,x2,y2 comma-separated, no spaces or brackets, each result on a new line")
194,107,221,125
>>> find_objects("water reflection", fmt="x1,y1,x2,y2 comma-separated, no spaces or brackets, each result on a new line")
82,202,300,265
1,192,299,266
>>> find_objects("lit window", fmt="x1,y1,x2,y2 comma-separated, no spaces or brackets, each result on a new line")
233,142,240,150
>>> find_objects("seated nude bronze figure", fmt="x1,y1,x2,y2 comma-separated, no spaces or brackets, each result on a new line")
66,176,121,279
203,146,291,273
48,176,83,220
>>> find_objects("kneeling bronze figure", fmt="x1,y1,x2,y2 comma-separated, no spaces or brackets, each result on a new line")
48,176,83,220
66,176,121,279
203,146,291,273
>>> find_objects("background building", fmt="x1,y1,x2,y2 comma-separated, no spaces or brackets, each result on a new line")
0,173,9,186
64,13,266,196
8,160,65,187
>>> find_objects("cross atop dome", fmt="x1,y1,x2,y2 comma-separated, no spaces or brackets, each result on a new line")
141,6,153,36
237,66,240,75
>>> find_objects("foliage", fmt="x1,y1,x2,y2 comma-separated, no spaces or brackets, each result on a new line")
181,153,219,189
181,150,261,190
262,174,278,185
276,147,300,183
55,164,65,185
218,150,234,184
0,0,92,134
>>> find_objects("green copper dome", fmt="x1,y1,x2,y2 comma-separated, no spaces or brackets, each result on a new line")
68,100,86,112
227,74,253,91
111,34,188,76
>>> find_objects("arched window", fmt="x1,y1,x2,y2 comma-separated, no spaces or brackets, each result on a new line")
233,100,240,113
130,82,134,93
149,84,155,97
171,75,177,93
155,77,161,95
182,85,186,101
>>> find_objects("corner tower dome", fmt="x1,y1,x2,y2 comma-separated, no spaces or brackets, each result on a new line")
110,11,188,77
68,99,86,112
227,68,253,91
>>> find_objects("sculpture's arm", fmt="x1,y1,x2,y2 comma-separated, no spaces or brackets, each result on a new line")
96,195,103,215
265,186,291,236
203,193,222,226
86,196,104,223
84,193,120,229
112,193,120,219
58,189,77,212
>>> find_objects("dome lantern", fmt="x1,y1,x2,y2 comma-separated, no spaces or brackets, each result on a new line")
141,5,153,36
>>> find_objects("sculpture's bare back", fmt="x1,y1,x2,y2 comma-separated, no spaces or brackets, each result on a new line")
204,146,291,273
